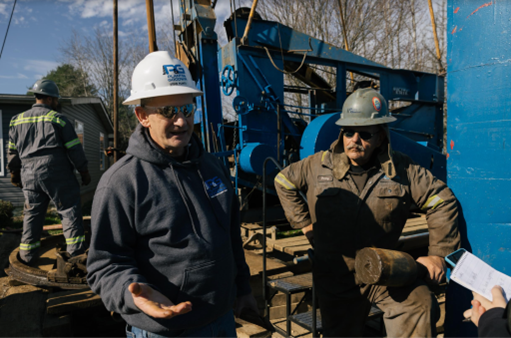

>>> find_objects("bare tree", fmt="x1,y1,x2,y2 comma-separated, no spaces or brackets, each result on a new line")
59,27,147,150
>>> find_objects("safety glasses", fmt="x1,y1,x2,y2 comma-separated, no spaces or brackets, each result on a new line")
143,103,196,119
343,128,379,141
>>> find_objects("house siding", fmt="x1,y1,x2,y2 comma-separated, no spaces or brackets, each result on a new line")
0,98,113,208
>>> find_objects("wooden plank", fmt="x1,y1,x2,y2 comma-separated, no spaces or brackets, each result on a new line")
244,250,287,277
272,239,309,252
236,318,272,338
46,289,102,315
284,245,312,255
268,236,307,245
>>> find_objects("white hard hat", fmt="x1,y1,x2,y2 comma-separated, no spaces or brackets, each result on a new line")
123,51,203,105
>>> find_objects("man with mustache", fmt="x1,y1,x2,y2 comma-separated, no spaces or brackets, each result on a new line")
87,51,257,338
274,88,460,337
7,79,90,265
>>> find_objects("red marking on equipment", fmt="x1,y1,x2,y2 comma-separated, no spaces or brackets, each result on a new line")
467,2,492,18
447,153,450,159
450,140,454,150
452,26,457,34
454,7,460,13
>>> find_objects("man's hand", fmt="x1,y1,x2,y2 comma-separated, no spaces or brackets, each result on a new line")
463,285,507,326
10,171,22,188
79,171,91,186
128,282,192,319
301,224,314,246
234,293,259,318
416,255,446,284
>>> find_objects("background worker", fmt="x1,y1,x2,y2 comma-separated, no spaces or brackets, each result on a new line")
7,79,90,265
87,51,258,338
274,88,460,337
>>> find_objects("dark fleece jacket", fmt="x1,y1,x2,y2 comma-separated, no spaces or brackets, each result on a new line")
87,124,251,334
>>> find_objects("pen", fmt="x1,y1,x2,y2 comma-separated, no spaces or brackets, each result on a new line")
462,317,472,323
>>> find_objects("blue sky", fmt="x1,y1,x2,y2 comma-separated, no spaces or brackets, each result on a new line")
0,0,245,95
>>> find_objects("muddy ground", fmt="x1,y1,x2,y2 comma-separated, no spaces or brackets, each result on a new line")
0,233,125,337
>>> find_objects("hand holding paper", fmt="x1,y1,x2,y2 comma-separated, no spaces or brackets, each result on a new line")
464,285,508,327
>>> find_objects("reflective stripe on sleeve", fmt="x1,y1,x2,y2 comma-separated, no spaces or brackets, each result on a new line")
8,141,16,150
66,235,85,245
275,173,297,191
20,242,41,251
321,151,327,162
10,110,66,127
421,195,444,211
65,138,81,149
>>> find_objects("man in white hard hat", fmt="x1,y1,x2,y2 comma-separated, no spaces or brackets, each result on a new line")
87,51,258,337
275,88,460,337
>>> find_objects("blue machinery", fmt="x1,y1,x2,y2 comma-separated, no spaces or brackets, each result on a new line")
445,1,511,336
176,1,511,336
176,1,447,190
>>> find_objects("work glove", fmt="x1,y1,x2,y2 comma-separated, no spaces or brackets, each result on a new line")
79,170,91,186
10,170,22,188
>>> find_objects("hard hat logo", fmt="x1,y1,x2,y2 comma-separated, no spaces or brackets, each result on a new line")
123,51,203,106
372,97,382,111
163,64,188,86
163,64,185,75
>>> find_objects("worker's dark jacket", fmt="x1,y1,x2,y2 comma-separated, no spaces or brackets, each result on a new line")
87,124,251,334
275,130,460,296
479,302,511,337
7,104,88,173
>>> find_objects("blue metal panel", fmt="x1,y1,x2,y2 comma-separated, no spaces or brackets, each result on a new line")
239,142,277,176
300,113,340,159
446,1,511,336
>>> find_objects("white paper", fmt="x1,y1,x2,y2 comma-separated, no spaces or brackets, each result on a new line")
450,251,511,302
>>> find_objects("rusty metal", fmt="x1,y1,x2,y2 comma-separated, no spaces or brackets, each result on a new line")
336,0,354,81
113,0,119,163
145,0,158,52
427,0,443,72
47,249,88,284
354,247,427,287
6,235,89,290
240,0,259,45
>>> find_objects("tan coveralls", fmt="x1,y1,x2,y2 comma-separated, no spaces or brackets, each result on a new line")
275,136,460,337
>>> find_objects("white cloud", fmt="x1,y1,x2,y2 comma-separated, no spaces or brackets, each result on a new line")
23,59,60,75
0,3,8,17
0,73,28,79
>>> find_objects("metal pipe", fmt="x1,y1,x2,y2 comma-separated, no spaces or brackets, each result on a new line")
262,157,283,320
113,0,119,163
240,0,259,45
336,0,354,82
427,0,443,72
146,0,158,52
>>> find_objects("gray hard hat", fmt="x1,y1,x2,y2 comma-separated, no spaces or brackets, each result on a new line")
28,79,61,98
335,88,396,127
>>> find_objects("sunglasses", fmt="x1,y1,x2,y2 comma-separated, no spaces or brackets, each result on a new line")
343,128,379,141
143,103,196,119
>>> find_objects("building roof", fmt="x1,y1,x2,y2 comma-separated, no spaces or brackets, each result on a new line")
0,94,113,133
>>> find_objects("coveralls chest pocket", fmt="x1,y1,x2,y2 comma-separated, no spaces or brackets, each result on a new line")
372,182,409,233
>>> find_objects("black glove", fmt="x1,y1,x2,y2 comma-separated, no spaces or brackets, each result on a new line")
10,171,22,188
80,170,91,186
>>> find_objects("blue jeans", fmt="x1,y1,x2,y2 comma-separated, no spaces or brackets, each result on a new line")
126,310,237,338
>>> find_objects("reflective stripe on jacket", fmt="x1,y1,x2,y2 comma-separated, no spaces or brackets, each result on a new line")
275,137,460,294
7,104,88,173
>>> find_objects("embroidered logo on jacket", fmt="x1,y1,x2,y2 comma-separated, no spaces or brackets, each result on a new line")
205,177,227,198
